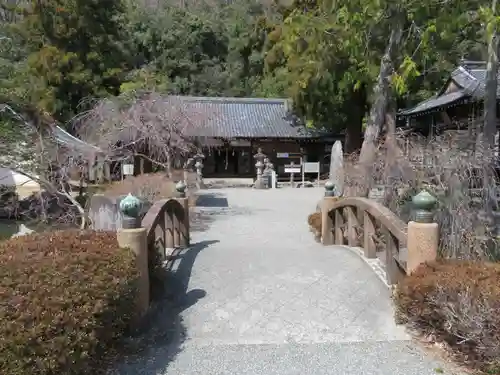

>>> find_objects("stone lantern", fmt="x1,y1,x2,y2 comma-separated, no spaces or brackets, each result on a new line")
262,158,275,189
176,180,187,198
183,157,194,186
253,147,267,189
193,151,205,189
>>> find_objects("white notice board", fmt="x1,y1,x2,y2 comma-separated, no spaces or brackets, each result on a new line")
301,161,321,187
122,164,134,176
303,162,320,173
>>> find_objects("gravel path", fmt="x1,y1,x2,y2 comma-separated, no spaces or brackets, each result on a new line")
113,187,462,375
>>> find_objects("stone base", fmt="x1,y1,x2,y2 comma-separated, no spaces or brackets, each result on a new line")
116,228,149,319
254,179,266,189
407,221,438,274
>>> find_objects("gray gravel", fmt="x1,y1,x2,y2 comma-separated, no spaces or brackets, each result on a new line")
113,187,463,375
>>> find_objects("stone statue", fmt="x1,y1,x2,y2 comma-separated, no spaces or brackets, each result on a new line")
329,141,344,196
262,158,274,189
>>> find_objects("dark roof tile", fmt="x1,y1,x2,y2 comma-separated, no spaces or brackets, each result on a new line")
178,96,325,139
398,62,500,117
398,91,467,116
52,126,103,154
450,67,481,95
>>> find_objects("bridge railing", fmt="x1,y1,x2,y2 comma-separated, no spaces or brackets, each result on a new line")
110,183,190,316
318,191,439,285
142,196,189,256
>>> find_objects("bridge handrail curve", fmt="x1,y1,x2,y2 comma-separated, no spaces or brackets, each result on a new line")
141,197,189,252
320,196,408,284
326,197,407,245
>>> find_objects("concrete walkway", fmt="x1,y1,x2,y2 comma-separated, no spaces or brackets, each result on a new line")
114,188,461,375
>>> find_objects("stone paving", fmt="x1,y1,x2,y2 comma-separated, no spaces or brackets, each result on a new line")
114,187,463,375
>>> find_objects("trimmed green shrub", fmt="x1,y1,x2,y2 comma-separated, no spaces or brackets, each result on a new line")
394,261,500,371
0,230,139,375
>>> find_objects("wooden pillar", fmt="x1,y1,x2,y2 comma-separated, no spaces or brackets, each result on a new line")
139,157,145,175
249,140,254,176
104,162,111,183
363,211,376,258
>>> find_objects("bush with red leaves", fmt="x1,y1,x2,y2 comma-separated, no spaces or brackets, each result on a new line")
394,261,500,371
0,230,139,375
308,212,322,233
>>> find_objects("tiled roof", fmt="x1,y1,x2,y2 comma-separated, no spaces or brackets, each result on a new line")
398,91,467,116
466,68,500,98
398,61,500,118
178,96,327,139
449,67,482,95
52,126,103,155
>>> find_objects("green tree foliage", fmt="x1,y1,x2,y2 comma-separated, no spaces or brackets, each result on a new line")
0,0,494,151
14,0,129,121
262,0,489,141
262,0,379,120
122,0,274,97
0,2,31,111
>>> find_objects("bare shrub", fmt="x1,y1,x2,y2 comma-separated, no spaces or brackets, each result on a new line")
345,128,500,261
0,105,98,227
76,93,217,177
101,171,198,206
394,261,500,371
102,173,177,203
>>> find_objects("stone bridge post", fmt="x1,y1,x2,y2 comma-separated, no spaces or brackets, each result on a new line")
407,190,438,274
174,181,190,248
117,194,149,318
321,181,338,245
317,187,439,283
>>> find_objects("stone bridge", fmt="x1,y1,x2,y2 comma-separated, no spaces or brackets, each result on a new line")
114,187,462,375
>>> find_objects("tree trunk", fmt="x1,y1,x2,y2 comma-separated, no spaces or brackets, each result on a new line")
482,0,498,238
13,169,88,229
357,8,404,197
383,97,398,211
344,86,367,153
165,150,173,178
484,0,498,147
37,125,49,223
345,121,362,154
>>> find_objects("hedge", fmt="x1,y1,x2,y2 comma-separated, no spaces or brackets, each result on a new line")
394,261,500,371
0,230,139,375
